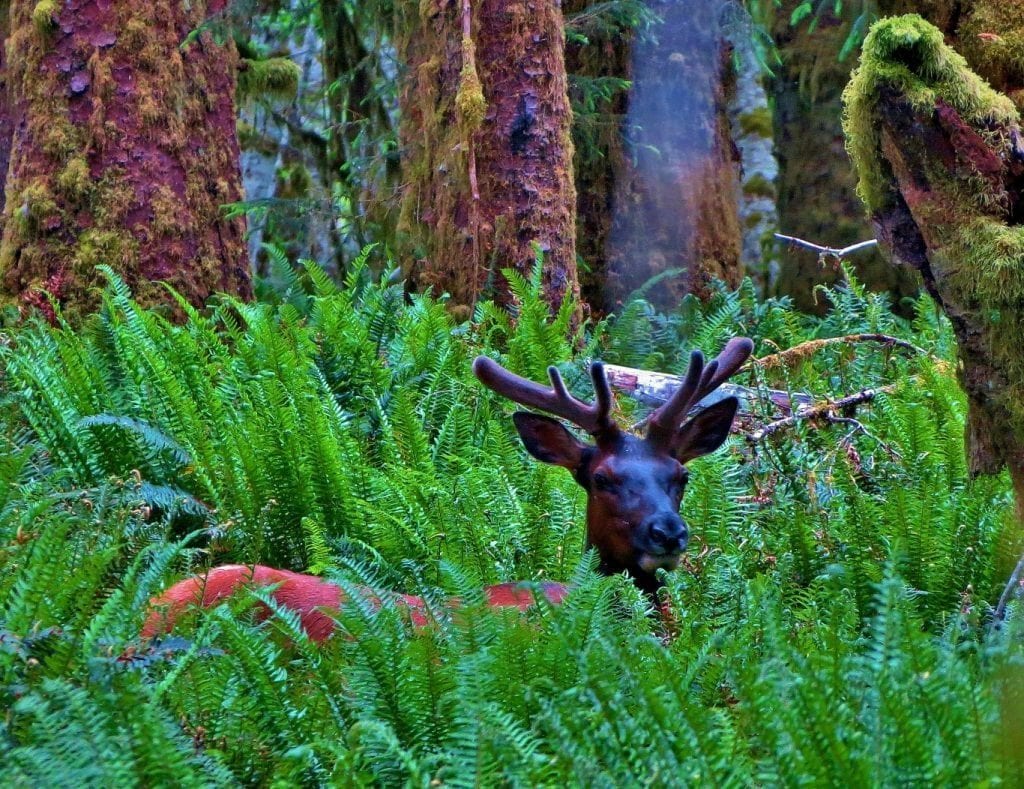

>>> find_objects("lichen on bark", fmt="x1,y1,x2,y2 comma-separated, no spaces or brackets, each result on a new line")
842,15,1024,499
0,0,251,320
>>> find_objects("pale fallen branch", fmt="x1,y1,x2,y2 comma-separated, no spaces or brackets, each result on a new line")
774,233,878,261
745,385,897,444
602,363,812,419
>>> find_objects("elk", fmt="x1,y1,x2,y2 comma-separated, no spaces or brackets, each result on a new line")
142,338,753,642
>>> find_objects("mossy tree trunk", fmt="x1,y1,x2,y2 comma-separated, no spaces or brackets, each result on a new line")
843,14,1024,515
0,0,251,319
0,0,12,213
771,0,1022,313
396,0,578,319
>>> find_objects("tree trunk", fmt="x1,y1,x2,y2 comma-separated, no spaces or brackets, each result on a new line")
396,0,578,319
0,0,251,320
769,1,919,313
770,1,1022,313
602,0,742,312
563,0,632,313
843,14,1024,508
0,0,13,213
566,0,743,313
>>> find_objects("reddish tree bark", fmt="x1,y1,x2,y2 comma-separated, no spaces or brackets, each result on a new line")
0,0,251,319
396,0,578,318
0,1,12,212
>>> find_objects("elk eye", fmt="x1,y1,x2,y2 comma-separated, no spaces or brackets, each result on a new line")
593,471,615,490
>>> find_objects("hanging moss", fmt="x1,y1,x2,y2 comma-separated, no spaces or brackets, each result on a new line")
236,57,301,101
455,37,486,133
31,0,57,34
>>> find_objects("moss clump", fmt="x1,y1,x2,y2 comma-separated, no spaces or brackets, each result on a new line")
236,57,301,101
742,174,776,199
455,38,486,134
56,157,90,201
32,0,58,34
943,221,1024,307
18,181,59,231
843,14,1018,213
72,229,134,276
738,106,772,138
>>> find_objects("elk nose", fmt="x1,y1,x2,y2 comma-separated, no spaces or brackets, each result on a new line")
644,513,687,553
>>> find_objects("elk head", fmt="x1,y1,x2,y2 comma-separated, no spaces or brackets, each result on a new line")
473,338,753,594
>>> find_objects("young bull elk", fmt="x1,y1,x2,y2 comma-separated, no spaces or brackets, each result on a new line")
142,338,753,641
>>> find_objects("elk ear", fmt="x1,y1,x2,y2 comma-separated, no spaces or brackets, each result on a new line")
672,397,739,464
512,412,588,469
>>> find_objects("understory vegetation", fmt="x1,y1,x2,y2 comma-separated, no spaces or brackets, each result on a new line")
2,257,1024,785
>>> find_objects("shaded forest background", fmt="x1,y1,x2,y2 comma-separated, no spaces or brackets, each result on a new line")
5,0,1020,320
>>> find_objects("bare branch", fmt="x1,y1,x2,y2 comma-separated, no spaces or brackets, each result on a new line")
602,363,812,423
774,233,879,259
994,552,1024,624
745,385,897,444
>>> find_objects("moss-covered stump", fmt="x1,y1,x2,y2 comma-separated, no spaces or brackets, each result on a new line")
396,0,579,318
843,15,1024,501
0,0,252,320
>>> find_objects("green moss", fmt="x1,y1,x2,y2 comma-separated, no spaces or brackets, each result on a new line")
236,57,301,101
56,157,90,201
738,106,773,138
742,174,776,199
18,181,58,231
72,229,133,275
455,38,486,134
32,0,58,34
843,14,1018,213
942,221,1024,306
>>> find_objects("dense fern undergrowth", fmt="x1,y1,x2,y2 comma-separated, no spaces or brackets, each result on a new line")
3,257,1024,785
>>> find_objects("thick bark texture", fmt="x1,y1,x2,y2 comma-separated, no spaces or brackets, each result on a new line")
0,0,251,319
397,0,578,318
0,0,13,211
843,15,1024,497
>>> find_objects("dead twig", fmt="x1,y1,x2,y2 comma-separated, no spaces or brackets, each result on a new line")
994,552,1024,624
745,385,897,444
774,233,878,265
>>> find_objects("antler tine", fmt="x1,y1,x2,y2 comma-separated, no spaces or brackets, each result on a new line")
473,356,617,435
589,361,613,427
646,350,704,436
646,338,754,442
705,337,754,391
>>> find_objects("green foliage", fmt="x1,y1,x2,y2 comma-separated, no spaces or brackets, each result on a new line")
1,261,1023,783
